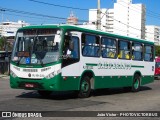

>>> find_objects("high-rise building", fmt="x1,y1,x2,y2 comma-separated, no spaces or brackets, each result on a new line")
145,25,160,45
89,0,146,39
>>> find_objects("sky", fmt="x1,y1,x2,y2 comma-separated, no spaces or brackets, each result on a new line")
0,0,160,26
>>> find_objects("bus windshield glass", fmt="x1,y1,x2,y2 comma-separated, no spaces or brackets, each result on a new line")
11,29,61,65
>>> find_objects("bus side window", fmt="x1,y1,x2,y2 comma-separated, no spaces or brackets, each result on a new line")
82,34,100,57
63,35,79,59
144,45,153,61
70,36,79,59
118,40,130,60
62,34,80,68
101,37,116,58
132,43,143,61
63,35,70,55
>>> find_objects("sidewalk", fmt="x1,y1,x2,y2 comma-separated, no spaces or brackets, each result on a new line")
0,74,9,79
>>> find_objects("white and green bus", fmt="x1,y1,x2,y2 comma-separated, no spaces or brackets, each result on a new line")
10,24,155,98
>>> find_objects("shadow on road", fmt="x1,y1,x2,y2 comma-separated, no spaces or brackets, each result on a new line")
92,86,152,96
16,86,152,100
16,91,78,100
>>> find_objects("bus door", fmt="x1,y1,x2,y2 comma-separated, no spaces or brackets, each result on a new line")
61,31,81,77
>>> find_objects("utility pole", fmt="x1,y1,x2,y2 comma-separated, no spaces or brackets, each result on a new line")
97,0,101,30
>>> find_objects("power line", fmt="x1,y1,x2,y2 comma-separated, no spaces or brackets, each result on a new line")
4,12,65,23
28,0,88,11
0,7,88,23
0,4,157,38
100,12,156,35
4,12,66,25
28,0,160,21
100,0,115,20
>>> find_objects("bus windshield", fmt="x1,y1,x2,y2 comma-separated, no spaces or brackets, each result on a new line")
11,29,61,65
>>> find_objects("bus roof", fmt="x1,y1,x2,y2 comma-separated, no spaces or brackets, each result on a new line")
18,24,154,45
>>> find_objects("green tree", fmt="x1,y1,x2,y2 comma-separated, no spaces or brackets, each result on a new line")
0,37,12,51
155,45,160,57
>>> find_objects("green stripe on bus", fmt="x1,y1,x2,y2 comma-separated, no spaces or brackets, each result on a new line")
131,65,144,68
86,63,98,66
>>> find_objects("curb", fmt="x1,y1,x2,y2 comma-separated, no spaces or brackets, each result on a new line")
0,75,9,78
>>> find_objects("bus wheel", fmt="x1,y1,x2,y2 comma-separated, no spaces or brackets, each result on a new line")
132,74,141,92
78,76,91,98
38,90,52,98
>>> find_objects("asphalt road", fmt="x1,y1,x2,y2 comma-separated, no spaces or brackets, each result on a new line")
0,76,160,120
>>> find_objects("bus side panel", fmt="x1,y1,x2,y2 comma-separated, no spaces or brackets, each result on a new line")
58,76,80,91
61,61,81,91
141,76,154,85
94,76,133,89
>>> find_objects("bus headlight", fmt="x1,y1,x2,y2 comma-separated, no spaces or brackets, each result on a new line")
10,70,17,78
45,72,55,79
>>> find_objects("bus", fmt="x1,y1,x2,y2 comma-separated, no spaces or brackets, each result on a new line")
155,57,160,79
10,24,155,98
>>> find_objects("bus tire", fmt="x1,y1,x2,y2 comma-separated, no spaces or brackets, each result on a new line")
78,76,91,98
38,90,52,98
132,74,141,92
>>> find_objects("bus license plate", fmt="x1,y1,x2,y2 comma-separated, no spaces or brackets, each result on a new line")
25,83,34,88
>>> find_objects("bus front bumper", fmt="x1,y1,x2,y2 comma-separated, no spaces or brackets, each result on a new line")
10,74,61,91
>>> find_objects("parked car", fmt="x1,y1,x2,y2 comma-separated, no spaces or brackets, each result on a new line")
155,57,160,79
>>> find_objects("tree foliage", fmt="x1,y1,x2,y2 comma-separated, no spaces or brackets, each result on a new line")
155,45,160,57
0,37,12,51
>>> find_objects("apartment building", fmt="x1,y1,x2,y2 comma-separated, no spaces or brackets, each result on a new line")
0,20,29,37
145,25,160,45
88,0,146,39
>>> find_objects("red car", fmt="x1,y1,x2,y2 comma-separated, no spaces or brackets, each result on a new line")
155,57,160,79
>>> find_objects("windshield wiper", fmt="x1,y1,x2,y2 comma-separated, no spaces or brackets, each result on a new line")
40,59,44,67
16,53,30,66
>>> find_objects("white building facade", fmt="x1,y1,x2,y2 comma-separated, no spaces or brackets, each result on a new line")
0,20,29,37
145,25,160,45
88,0,146,39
